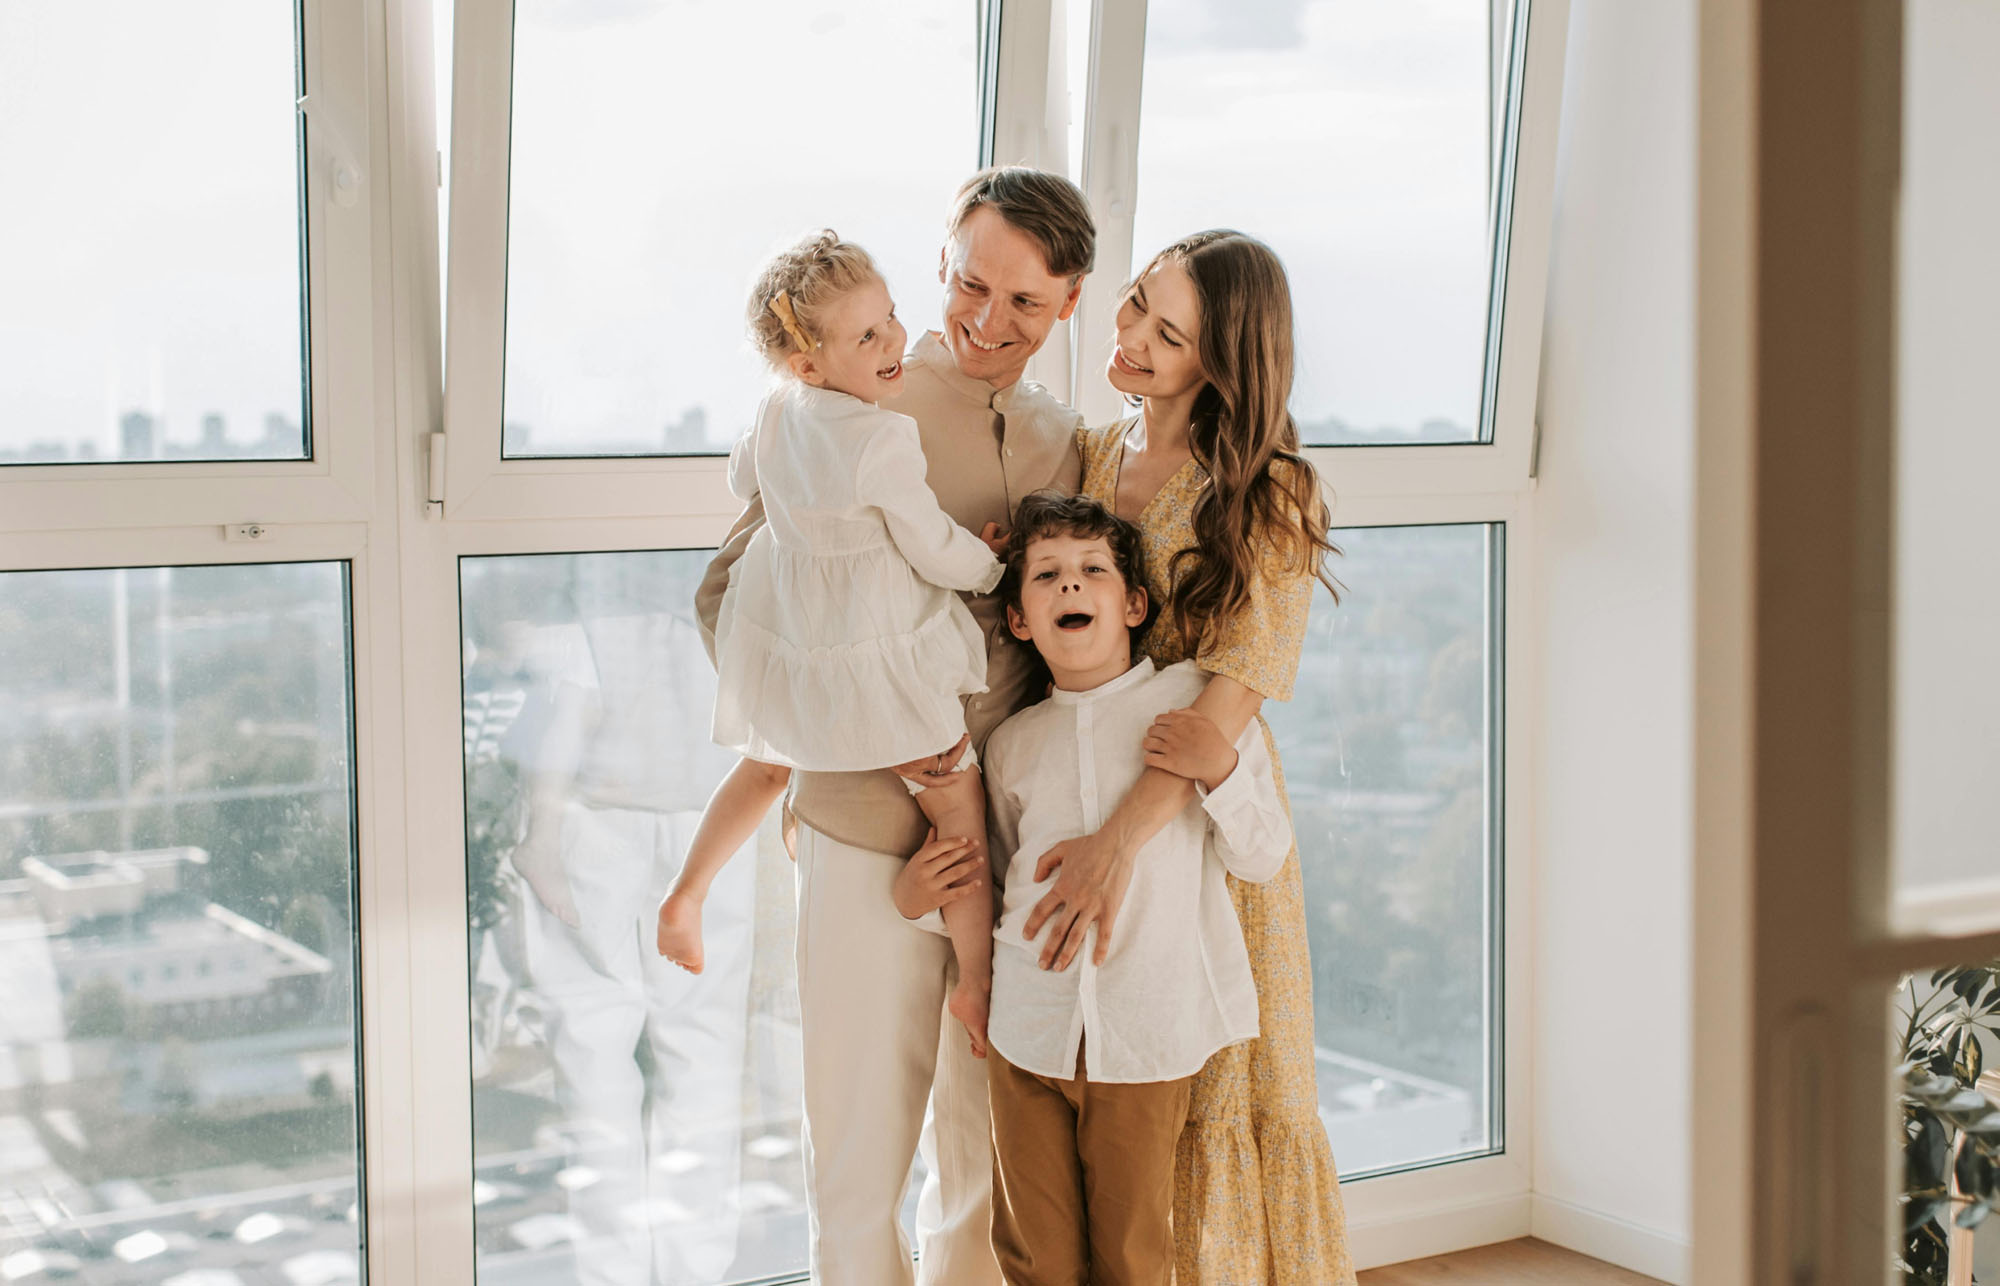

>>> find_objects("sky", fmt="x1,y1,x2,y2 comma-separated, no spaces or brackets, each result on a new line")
0,0,1495,457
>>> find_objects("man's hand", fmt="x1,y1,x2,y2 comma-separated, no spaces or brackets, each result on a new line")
892,828,987,920
1142,708,1239,792
979,521,1011,558
1022,827,1134,971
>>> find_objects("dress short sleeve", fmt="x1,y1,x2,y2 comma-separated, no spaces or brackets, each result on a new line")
1193,467,1317,703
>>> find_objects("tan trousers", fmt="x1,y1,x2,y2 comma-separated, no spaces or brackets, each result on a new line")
988,1045,1194,1286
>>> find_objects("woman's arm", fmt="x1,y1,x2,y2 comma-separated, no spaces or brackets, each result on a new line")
1020,673,1264,970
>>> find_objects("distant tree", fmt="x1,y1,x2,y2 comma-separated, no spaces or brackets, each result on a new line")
68,977,128,1039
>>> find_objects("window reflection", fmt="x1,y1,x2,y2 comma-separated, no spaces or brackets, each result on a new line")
461,551,805,1285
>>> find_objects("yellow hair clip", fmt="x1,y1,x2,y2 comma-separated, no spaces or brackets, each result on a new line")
768,290,818,354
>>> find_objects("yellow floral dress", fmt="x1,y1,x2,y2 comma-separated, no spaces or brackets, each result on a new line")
1080,422,1357,1285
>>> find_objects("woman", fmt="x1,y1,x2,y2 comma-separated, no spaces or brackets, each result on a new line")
1022,229,1353,1281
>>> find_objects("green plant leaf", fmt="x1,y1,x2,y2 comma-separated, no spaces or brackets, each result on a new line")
1910,1112,1952,1189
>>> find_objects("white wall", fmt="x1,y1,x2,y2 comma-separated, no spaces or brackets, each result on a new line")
1893,0,2000,912
1528,0,1694,1279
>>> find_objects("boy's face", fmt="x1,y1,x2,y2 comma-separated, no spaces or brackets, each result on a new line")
1006,532,1149,688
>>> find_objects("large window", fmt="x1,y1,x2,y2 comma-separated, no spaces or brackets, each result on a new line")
497,1,987,458
0,3,309,465
1129,0,1502,444
0,562,362,1283
1273,524,1502,1177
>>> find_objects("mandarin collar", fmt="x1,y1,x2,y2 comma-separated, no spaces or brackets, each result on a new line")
1049,657,1157,706
912,331,1024,412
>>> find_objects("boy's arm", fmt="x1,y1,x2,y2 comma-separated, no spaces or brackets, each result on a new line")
695,492,766,667
1199,723,1291,884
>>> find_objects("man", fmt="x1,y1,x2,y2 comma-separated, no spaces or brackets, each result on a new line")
697,166,1095,1286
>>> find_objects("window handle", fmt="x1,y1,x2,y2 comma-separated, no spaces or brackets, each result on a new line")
297,94,364,208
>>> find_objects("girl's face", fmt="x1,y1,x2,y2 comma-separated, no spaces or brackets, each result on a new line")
792,276,909,404
1107,260,1204,403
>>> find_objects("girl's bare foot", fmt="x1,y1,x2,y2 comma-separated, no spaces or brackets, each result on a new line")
655,889,706,974
948,975,991,1059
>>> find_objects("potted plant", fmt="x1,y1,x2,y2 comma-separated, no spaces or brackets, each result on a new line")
1900,962,2000,1284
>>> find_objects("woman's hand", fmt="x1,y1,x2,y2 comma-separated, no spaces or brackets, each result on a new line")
1022,827,1135,971
893,828,986,920
1142,708,1240,791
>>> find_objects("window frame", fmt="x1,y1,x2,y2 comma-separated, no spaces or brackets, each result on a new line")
0,0,381,533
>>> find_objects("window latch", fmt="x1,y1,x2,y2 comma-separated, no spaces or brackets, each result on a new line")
296,94,364,208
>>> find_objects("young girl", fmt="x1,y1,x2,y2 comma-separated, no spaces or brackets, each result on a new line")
655,230,1002,1056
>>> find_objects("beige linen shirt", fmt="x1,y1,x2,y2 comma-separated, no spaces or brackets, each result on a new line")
697,331,1082,857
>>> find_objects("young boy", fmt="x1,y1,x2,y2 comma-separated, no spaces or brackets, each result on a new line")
983,491,1292,1283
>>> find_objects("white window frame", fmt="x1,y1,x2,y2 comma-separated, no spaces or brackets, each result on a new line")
1,0,1567,1279
0,0,382,535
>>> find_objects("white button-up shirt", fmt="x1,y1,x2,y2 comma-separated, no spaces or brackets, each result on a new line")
985,659,1292,1083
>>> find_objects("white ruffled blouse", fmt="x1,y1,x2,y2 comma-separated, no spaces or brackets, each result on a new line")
710,380,1004,772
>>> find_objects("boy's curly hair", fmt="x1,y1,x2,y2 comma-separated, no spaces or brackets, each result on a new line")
998,491,1156,660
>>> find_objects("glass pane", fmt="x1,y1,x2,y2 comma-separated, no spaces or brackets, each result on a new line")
502,4,983,458
1265,523,1500,1176
1891,0,2000,925
1128,0,1503,446
0,564,361,1280
461,551,807,1284
1891,963,2000,1284
0,4,308,465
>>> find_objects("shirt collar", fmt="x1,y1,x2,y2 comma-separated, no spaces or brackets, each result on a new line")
1049,657,1157,706
912,331,1021,411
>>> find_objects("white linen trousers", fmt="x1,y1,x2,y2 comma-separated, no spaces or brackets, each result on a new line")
793,823,1003,1286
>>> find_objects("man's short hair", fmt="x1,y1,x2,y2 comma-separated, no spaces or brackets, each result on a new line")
998,492,1155,657
947,167,1097,281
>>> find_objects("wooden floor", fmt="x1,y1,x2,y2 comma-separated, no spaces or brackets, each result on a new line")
1358,1238,1668,1285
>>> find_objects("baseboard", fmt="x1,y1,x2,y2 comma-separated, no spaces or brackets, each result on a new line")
1348,1193,1532,1270
1530,1193,1691,1284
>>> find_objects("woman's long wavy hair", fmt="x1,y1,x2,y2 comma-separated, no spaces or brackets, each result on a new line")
1130,230,1341,656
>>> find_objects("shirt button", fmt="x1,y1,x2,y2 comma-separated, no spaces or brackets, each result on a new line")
1004,446,1015,458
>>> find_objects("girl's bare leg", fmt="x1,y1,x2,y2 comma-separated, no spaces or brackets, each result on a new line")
657,757,790,972
913,767,993,1058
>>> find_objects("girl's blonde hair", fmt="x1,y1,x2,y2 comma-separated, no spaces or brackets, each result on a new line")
747,230,881,370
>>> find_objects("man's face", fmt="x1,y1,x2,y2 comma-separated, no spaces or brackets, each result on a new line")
1006,532,1148,689
938,205,1084,389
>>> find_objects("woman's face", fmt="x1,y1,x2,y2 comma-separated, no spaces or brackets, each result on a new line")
1107,260,1204,404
